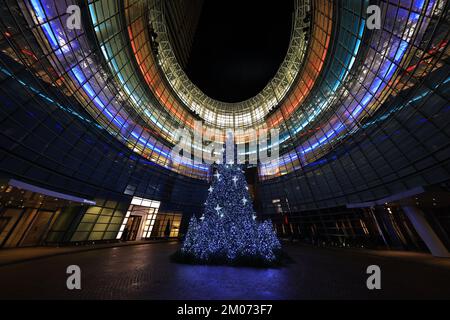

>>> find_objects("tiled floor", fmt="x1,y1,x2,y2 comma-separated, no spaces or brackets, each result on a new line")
0,240,164,266
0,242,449,299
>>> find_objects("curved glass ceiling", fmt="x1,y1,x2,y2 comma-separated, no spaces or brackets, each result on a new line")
6,0,448,182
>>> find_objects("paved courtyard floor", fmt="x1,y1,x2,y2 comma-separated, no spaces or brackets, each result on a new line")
0,242,449,299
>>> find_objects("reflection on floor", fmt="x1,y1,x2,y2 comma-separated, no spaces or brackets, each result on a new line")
0,242,449,300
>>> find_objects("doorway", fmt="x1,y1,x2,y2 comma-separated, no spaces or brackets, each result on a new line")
0,208,57,248
117,197,161,241
123,215,142,241
20,210,55,247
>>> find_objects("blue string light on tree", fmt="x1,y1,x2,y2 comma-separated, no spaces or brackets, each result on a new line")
179,164,282,266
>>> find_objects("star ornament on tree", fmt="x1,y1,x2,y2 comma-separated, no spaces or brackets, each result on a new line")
214,172,221,181
232,176,238,187
214,204,222,215
208,186,214,193
242,197,248,205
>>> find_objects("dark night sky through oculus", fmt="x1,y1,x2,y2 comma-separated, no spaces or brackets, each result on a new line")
185,0,294,103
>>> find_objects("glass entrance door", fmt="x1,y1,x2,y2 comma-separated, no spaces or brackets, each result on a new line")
20,210,55,247
124,215,142,241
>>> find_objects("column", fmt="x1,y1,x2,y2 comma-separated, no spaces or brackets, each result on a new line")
402,205,450,258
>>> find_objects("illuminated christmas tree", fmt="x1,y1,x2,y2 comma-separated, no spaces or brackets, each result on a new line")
179,164,281,265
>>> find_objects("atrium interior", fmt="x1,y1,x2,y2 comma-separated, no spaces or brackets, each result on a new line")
0,0,449,300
